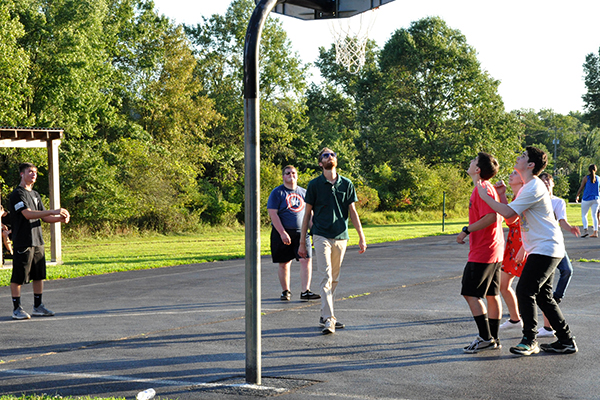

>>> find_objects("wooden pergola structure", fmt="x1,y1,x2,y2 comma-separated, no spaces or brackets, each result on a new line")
0,127,64,265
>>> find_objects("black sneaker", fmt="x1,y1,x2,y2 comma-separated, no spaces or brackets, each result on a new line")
319,317,345,329
509,339,540,356
540,339,578,354
300,290,321,301
280,290,291,301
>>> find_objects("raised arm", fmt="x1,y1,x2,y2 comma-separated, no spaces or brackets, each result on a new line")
476,182,518,221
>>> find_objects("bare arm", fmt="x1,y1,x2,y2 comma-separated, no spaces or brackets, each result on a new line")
558,218,580,237
22,208,70,224
575,176,588,202
476,182,518,220
298,204,313,258
494,180,508,205
267,209,291,245
348,202,367,254
456,213,498,244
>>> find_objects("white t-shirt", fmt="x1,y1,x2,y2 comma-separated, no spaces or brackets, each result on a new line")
550,195,567,222
508,177,565,258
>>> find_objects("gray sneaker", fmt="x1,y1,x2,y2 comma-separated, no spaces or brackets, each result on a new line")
32,304,55,317
463,336,500,353
322,318,336,335
12,306,31,320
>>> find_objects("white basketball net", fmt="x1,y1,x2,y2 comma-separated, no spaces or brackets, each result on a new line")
330,10,377,74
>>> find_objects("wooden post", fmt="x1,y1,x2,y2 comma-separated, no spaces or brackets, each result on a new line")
47,139,62,264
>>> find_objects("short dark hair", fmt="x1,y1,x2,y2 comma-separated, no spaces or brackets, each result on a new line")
19,162,36,173
538,172,553,182
525,146,547,176
477,152,499,181
282,165,296,175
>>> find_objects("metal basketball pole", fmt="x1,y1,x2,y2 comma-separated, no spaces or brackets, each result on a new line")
244,0,280,385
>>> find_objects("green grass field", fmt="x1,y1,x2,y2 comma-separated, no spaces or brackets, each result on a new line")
0,204,585,287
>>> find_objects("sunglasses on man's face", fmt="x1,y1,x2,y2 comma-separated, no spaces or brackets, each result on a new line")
321,152,336,160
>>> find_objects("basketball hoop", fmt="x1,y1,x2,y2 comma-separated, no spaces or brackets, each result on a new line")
329,8,378,74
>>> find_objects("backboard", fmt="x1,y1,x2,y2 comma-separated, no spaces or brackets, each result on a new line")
254,0,396,20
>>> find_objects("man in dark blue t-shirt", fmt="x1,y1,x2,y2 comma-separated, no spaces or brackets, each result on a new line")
267,165,320,302
9,163,70,320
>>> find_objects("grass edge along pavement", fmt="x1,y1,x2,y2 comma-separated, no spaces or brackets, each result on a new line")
0,215,467,286
0,203,584,286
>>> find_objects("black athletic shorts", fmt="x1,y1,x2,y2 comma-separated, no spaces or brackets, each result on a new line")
11,246,46,285
460,261,501,298
270,227,311,263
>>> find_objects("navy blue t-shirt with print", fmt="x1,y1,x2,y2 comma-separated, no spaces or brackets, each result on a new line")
266,185,307,230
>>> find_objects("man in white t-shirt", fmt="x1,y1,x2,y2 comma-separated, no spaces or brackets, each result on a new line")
476,147,577,356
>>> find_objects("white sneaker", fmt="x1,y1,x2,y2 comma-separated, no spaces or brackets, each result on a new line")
499,319,523,330
537,327,556,337
463,336,500,354
322,318,336,335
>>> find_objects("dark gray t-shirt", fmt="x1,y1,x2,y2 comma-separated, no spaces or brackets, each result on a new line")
10,186,45,248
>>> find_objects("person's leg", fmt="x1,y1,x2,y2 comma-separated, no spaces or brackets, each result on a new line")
278,261,292,292
500,271,520,321
463,295,492,339
516,254,560,342
591,200,600,236
553,254,573,301
581,200,592,232
299,257,311,292
329,239,347,298
314,235,334,321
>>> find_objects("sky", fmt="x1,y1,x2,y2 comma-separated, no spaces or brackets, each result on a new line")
152,0,600,115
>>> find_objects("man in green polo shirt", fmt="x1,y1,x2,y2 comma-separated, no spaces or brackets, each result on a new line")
299,148,367,334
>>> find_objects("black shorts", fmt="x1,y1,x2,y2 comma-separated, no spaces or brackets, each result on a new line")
11,246,46,285
270,228,311,263
461,261,501,298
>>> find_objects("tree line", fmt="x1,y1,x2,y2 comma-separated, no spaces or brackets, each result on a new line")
0,0,599,234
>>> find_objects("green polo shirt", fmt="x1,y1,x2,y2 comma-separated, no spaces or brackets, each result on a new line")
305,174,358,240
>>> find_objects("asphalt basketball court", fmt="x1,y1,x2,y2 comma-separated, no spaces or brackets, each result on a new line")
0,230,599,400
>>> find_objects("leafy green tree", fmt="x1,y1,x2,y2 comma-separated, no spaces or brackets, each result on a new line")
360,17,522,175
184,0,310,222
13,0,112,139
302,83,361,176
583,48,600,128
518,108,593,198
0,0,30,125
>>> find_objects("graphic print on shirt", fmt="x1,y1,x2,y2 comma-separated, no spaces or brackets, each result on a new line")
519,212,530,232
286,193,305,213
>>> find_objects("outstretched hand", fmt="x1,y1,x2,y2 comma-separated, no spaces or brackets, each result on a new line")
570,225,580,237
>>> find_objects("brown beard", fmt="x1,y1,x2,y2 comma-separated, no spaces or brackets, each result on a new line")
321,158,337,170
